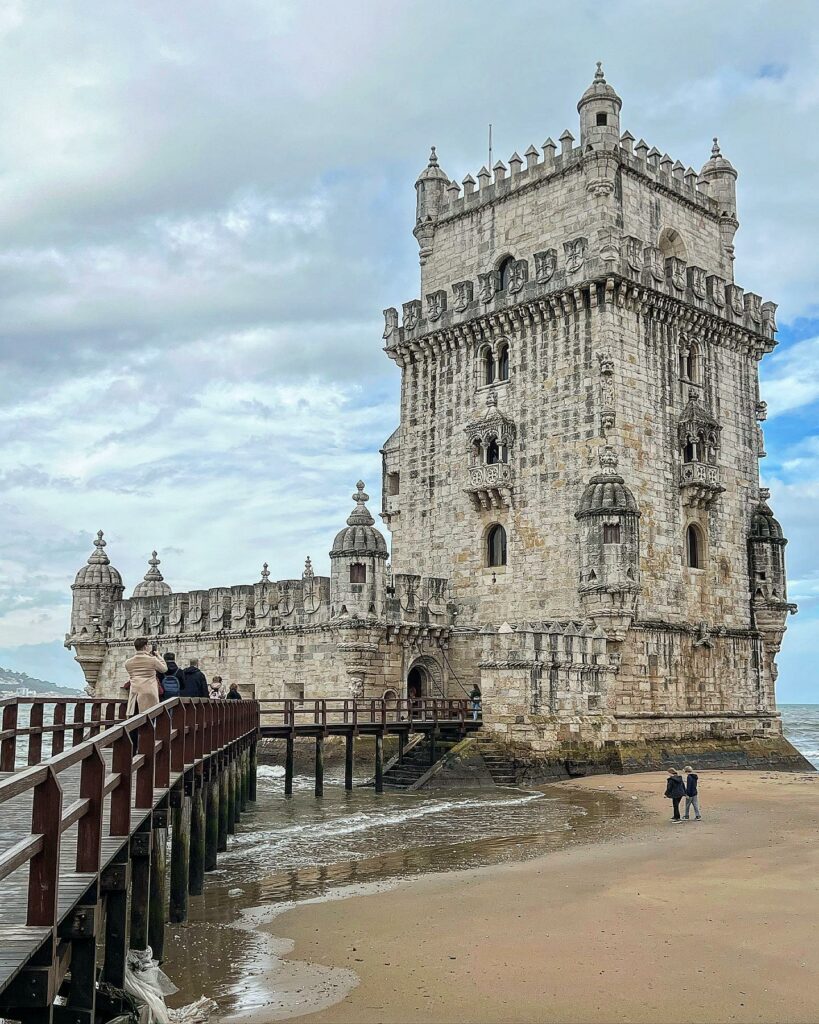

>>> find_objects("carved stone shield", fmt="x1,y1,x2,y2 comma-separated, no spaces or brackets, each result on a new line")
452,280,473,312
534,249,557,284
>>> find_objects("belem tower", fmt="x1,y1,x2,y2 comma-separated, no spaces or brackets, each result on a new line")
67,66,805,770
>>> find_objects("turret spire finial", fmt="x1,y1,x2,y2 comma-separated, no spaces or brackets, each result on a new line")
428,146,438,166
144,551,163,582
303,556,314,580
712,137,721,157
260,562,270,582
594,61,605,82
87,530,110,565
346,481,375,527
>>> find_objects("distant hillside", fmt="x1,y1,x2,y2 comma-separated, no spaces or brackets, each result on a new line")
0,666,83,695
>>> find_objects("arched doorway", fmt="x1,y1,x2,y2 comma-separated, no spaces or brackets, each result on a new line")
407,664,428,702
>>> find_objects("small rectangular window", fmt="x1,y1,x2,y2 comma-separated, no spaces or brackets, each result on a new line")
350,564,366,584
603,523,621,544
387,472,400,496
596,112,608,126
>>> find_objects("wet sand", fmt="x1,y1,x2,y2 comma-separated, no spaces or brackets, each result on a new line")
259,771,819,1024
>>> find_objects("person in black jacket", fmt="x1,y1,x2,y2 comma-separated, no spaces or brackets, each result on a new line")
664,768,686,822
158,651,185,699
181,658,208,697
683,765,702,820
226,683,242,700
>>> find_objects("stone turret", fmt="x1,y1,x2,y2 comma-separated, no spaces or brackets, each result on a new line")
330,481,389,618
414,147,449,264
69,530,124,636
749,488,794,655
700,137,738,269
577,62,622,151
575,446,641,639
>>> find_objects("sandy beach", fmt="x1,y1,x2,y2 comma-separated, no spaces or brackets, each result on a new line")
255,771,819,1024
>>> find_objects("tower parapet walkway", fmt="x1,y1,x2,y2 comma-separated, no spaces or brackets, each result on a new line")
0,695,259,1023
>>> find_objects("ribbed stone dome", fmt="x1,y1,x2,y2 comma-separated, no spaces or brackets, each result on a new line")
576,446,639,519
577,62,622,112
751,505,784,541
330,482,389,559
132,551,172,598
73,531,123,588
415,146,449,185
700,137,736,178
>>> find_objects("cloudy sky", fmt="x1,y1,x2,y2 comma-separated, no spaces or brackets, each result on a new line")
0,0,816,700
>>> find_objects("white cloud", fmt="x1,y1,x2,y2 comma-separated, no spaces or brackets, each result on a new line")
760,336,819,417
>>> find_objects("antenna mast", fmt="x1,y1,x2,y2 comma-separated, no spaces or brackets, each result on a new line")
488,123,493,171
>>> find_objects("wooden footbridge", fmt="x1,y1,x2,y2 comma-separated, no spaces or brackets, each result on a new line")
0,695,477,1022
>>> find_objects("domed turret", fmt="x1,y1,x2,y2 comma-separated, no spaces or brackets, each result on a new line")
330,482,388,618
132,551,172,598
414,147,449,263
577,62,622,151
575,446,641,639
70,530,124,636
700,138,738,268
749,490,788,605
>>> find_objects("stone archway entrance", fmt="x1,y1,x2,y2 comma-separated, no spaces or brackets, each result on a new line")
407,664,427,702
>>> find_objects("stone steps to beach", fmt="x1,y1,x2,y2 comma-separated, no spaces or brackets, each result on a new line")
475,737,519,786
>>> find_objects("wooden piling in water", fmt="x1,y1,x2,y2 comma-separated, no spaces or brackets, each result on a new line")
205,770,220,871
315,735,324,797
375,733,384,794
63,885,100,1023
189,776,206,897
239,746,249,813
218,758,229,852
227,752,237,833
169,787,191,923
129,819,152,950
285,735,294,796
101,850,129,989
249,740,257,802
344,732,354,791
148,818,168,961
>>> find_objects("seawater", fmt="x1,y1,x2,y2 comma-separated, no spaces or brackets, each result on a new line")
780,704,819,768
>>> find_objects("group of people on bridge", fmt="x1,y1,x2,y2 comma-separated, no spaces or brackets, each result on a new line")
123,636,242,712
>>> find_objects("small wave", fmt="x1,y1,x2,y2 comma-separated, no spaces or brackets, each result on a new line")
256,764,286,779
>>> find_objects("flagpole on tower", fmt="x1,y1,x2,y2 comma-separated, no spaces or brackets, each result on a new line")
488,123,493,172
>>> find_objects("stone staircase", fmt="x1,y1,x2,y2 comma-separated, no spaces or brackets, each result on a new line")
475,734,519,786
381,736,459,791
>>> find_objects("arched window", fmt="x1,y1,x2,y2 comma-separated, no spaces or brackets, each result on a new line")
683,439,698,463
603,523,621,545
482,347,495,385
686,524,703,569
497,256,515,292
350,563,366,584
498,344,510,381
486,438,500,464
487,524,507,567
471,438,482,465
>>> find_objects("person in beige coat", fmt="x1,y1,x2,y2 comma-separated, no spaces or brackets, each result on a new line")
124,637,167,713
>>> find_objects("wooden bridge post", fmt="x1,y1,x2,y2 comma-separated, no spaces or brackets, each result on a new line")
189,773,206,897
375,733,384,794
285,735,294,796
149,809,168,961
129,817,152,950
238,745,248,813
0,701,17,770
226,750,237,835
218,754,229,852
169,779,191,923
249,737,258,802
101,847,130,989
205,763,219,870
344,732,354,791
315,735,324,798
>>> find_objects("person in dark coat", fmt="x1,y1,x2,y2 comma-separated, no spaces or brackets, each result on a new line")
683,765,701,820
158,651,185,699
226,683,242,701
664,768,686,822
181,658,208,697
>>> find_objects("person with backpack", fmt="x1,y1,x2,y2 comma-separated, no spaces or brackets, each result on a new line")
158,651,185,699
226,683,242,700
683,765,702,820
664,768,687,823
181,658,208,697
208,675,226,699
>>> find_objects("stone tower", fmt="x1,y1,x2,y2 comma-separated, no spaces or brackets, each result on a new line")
380,64,798,757
330,481,388,618
68,531,124,688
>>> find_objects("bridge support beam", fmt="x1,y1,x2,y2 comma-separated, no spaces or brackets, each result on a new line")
169,785,191,923
315,736,324,798
60,883,100,1023
218,758,229,852
205,770,220,870
398,732,405,764
189,775,206,897
101,850,129,989
148,811,168,961
344,733,354,791
249,740,258,802
285,736,294,796
129,820,152,950
227,752,238,834
375,733,384,794
239,747,249,813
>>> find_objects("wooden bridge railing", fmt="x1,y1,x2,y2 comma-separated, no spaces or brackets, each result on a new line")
258,697,472,731
0,696,259,1022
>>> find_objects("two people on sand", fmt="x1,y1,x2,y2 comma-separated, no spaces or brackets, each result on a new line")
665,766,701,823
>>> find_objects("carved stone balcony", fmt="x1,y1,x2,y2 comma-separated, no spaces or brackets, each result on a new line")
680,461,724,508
465,462,514,510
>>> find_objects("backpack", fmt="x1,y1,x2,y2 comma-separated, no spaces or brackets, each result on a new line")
162,672,181,698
